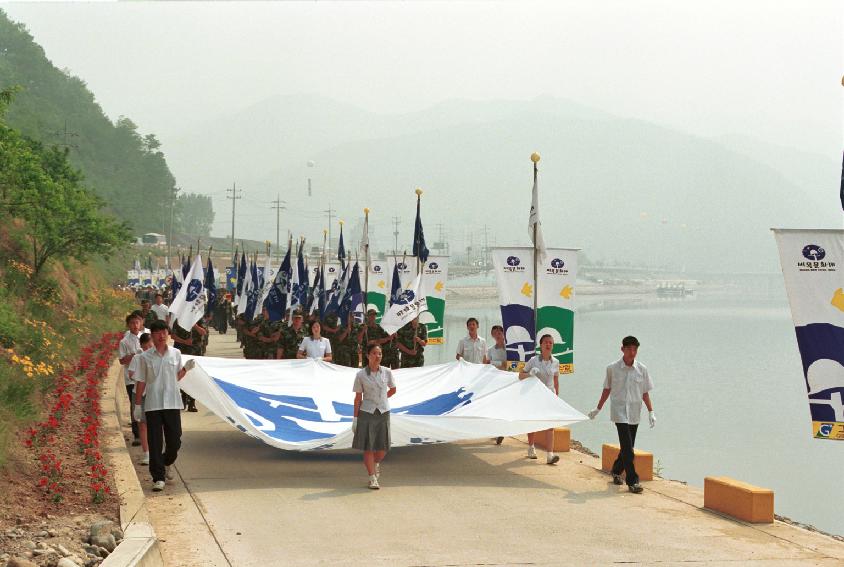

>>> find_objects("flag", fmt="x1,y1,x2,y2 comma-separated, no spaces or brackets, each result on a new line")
266,246,291,321
325,263,348,317
237,259,253,317
169,254,207,332
234,252,247,307
339,262,362,323
338,224,346,271
309,266,324,317
380,273,428,335
290,247,303,313
389,261,403,306
529,165,547,263
171,259,184,298
318,265,328,317
133,257,141,272
413,196,429,263
204,256,217,316
245,260,261,321
360,215,369,260
257,251,274,312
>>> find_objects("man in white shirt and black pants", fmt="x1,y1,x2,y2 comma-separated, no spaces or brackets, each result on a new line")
133,320,195,492
587,336,655,494
456,317,489,364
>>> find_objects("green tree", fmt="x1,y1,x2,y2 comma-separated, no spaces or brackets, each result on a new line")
175,192,215,238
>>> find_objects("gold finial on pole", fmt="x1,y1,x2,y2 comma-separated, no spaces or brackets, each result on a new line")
530,152,541,163
415,187,423,197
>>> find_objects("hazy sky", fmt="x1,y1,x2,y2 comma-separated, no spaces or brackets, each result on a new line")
4,0,841,155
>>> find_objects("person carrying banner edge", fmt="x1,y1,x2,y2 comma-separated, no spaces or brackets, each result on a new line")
352,343,396,489
456,317,489,364
587,335,656,494
519,334,561,464
488,324,508,445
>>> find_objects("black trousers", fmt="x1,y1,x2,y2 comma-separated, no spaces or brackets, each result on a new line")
126,384,139,439
611,422,639,486
145,409,182,482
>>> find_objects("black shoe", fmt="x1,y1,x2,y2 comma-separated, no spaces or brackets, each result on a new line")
495,436,504,445
628,483,643,494
612,474,623,485
188,406,198,412
131,439,141,447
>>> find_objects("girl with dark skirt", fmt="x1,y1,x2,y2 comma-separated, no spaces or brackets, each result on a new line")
352,344,396,489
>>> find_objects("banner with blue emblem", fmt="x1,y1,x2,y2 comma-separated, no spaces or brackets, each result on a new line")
774,228,844,440
178,356,587,451
492,247,577,373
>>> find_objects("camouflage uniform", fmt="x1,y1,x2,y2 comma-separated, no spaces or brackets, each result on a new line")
257,317,281,359
143,309,158,329
171,323,195,355
196,317,210,356
367,323,398,369
242,315,264,359
235,313,246,346
321,313,342,365
280,323,306,359
338,319,364,367
398,322,428,368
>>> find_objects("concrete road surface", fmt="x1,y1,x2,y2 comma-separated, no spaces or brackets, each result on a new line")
125,331,844,566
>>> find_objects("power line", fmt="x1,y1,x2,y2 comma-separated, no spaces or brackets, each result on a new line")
226,182,242,254
391,216,401,255
271,194,287,261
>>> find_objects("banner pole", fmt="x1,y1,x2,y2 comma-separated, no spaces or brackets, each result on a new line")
532,159,539,357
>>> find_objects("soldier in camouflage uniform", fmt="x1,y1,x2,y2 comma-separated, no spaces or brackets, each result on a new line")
242,313,264,360
397,317,428,368
321,312,342,365
171,321,199,411
197,314,212,356
256,308,282,359
279,312,306,359
335,311,364,367
365,309,398,369
140,299,157,329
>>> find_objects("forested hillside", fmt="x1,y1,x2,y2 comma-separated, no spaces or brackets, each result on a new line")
0,10,213,237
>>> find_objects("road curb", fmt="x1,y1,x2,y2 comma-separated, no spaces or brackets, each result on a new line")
100,359,164,567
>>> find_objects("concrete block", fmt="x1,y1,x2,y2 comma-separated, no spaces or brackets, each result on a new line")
704,476,774,524
532,428,570,452
601,443,653,481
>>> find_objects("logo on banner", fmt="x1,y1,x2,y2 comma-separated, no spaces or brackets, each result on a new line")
328,266,336,273
797,244,836,272
504,256,526,272
546,258,569,275
372,265,382,273
425,261,443,275
397,262,408,271
816,423,833,438
185,279,202,301
396,290,416,305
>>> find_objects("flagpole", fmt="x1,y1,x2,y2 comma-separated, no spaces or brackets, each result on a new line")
531,152,540,356
415,188,423,277
363,207,370,310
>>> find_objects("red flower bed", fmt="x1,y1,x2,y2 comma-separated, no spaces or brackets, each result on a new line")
23,331,122,505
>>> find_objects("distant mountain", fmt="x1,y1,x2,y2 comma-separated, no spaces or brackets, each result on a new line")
166,94,837,271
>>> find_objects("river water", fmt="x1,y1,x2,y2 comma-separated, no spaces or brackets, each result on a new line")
424,288,844,536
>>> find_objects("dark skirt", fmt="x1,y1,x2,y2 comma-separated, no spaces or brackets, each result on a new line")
352,410,391,452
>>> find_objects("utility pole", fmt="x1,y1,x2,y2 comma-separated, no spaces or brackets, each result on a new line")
51,119,79,150
481,224,491,269
271,195,286,261
168,186,181,264
391,216,401,255
323,203,335,246
226,182,242,256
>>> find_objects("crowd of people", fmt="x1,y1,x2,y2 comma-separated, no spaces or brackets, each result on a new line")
118,294,656,494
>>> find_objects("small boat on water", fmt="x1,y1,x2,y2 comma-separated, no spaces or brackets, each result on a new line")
656,281,695,297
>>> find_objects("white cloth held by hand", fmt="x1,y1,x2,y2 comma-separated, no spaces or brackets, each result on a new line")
183,359,196,372
352,417,358,434
133,404,143,422
648,410,656,428
587,408,600,420
529,367,540,377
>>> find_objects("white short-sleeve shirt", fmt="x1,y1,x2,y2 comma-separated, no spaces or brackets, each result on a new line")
127,353,141,383
118,331,142,386
488,345,507,368
353,366,396,414
524,355,559,392
457,336,487,364
298,337,332,359
135,346,183,412
151,304,169,321
603,358,653,425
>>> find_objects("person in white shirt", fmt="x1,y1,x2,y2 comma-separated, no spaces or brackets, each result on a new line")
518,334,561,465
456,317,489,364
587,335,655,494
352,344,396,490
297,320,333,361
487,325,508,370
150,293,169,323
118,313,144,446
128,333,153,464
133,320,195,492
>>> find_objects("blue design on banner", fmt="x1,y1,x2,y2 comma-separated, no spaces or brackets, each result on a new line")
794,323,844,422
500,304,536,362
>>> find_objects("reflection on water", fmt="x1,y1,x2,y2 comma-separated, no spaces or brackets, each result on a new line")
422,290,843,536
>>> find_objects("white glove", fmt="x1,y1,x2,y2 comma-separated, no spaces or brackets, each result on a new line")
352,417,358,434
648,411,656,428
133,404,143,422
587,408,600,420
529,367,540,377
183,359,196,372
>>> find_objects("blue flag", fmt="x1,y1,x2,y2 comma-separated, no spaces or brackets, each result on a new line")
339,262,362,323
245,260,261,321
338,225,346,271
413,196,429,263
325,263,347,317
266,246,291,321
204,256,217,315
318,265,327,318
236,252,247,302
389,261,403,306
292,246,309,311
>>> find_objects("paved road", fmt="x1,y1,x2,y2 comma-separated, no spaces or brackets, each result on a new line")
127,331,844,566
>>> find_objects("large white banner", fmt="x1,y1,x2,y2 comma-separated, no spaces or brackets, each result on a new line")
179,356,587,451
492,247,577,373
773,229,844,441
